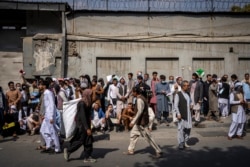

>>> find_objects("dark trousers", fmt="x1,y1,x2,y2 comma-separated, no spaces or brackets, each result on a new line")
65,127,93,159
2,112,19,136
203,100,209,116
0,108,4,136
28,103,39,114
106,117,114,129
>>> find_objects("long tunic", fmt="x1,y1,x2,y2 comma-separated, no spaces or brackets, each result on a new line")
40,89,58,136
190,82,201,110
107,84,119,105
155,82,170,112
208,83,219,111
150,80,159,104
174,91,192,129
230,93,246,123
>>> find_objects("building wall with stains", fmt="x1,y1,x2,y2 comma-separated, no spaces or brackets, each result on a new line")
1,11,250,92
65,13,250,81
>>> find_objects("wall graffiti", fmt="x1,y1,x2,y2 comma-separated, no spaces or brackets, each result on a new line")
33,39,61,75
68,41,78,57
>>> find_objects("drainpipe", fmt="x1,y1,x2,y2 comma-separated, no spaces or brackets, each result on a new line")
61,11,66,78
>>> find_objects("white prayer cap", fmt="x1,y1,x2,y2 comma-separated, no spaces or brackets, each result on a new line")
119,76,126,81
112,76,119,81
80,82,88,88
52,78,57,82
175,76,182,81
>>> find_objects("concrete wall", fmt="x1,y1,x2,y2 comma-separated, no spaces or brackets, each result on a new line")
67,13,250,37
0,52,23,92
2,11,250,87
0,29,25,91
66,41,250,81
65,13,250,81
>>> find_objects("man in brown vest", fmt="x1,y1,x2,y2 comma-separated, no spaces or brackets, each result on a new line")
123,87,162,158
228,83,246,140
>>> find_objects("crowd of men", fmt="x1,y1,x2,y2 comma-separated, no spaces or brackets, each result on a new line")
0,71,249,161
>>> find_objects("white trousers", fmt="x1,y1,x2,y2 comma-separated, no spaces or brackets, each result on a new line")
41,124,60,152
177,120,191,144
92,118,105,128
228,121,244,137
128,125,162,154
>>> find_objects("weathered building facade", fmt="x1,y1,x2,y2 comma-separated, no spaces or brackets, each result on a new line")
0,0,250,91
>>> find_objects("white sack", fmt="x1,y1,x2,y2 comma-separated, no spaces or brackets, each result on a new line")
63,98,81,139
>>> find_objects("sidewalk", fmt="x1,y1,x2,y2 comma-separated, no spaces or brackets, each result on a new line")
157,114,232,129
0,114,249,144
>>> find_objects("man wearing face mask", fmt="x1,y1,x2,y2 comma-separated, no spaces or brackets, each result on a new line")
189,73,203,127
155,75,170,125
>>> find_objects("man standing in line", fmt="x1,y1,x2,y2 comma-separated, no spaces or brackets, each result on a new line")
149,71,159,115
116,76,129,131
218,76,230,118
143,73,151,89
168,75,176,123
174,80,192,150
242,73,250,113
242,73,250,135
40,80,60,154
206,75,223,123
123,87,162,158
171,76,183,124
189,73,203,126
127,73,135,104
21,75,40,115
155,75,170,125
135,75,151,99
107,77,119,107
228,83,246,140
203,74,212,117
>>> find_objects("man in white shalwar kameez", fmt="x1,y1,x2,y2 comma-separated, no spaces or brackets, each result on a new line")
174,80,192,150
228,83,246,140
40,81,60,153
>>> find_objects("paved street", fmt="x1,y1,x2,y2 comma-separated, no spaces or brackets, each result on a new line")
0,116,250,167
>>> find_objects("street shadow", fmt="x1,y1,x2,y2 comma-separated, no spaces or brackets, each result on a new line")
0,136,19,143
69,147,119,161
93,133,110,142
133,145,250,167
131,137,199,157
187,137,199,146
135,145,176,156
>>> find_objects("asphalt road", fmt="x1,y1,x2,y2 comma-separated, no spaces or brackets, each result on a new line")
0,117,250,167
